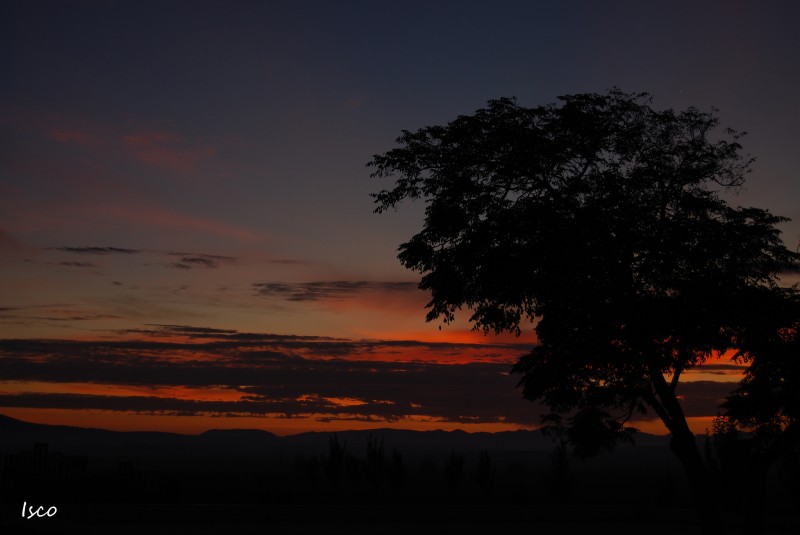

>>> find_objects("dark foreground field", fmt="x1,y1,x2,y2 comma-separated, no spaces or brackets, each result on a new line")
1,503,798,535
1,415,797,533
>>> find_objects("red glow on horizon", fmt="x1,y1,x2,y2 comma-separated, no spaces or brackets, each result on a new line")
0,407,539,436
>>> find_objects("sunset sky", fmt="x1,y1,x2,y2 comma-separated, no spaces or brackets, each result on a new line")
2,0,799,436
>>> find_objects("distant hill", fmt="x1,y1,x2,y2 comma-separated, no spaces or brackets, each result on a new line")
0,413,671,463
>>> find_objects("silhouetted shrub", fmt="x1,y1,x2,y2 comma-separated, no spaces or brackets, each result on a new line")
443,451,464,490
344,451,360,485
652,467,675,506
473,449,494,494
419,457,437,479
364,434,385,490
543,440,571,502
295,455,320,484
387,447,406,490
322,434,345,485
777,448,800,505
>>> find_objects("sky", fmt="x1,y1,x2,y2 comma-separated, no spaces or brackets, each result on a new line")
1,0,799,436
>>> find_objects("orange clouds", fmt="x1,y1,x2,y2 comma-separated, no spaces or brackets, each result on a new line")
0,330,538,431
0,327,748,437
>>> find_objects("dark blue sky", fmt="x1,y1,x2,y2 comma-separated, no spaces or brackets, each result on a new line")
5,0,799,260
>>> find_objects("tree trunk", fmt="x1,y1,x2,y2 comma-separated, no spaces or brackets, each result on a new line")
649,371,726,535
670,427,726,535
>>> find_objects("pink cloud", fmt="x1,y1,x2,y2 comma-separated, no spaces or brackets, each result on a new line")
49,127,103,147
122,131,182,148
3,197,262,244
122,129,218,174
99,203,262,243
10,107,220,176
3,107,254,242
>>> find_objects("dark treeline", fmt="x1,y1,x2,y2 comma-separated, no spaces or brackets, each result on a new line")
2,433,797,514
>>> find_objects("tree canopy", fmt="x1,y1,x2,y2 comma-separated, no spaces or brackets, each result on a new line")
369,89,799,535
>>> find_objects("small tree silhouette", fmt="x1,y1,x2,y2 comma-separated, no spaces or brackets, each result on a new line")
653,467,675,507
322,434,345,485
443,450,464,491
364,434,385,491
543,439,572,502
298,455,320,485
705,420,740,493
473,449,494,494
777,446,800,505
387,447,406,491
344,451,361,485
419,457,437,482
708,417,775,534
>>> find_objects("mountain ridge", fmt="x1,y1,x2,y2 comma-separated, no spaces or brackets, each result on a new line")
0,412,671,460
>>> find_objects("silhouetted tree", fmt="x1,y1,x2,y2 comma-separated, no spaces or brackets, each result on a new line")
776,444,800,504
364,434,385,491
443,450,464,491
322,434,345,485
711,294,800,534
418,457,437,483
297,455,320,485
344,451,361,485
387,447,406,491
473,449,494,494
543,439,572,502
653,467,675,507
370,88,800,535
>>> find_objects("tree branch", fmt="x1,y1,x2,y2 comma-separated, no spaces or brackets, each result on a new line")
643,384,674,432
670,362,683,392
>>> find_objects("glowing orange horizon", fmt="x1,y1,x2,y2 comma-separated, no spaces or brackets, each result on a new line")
0,407,718,437
0,331,744,437
0,407,538,436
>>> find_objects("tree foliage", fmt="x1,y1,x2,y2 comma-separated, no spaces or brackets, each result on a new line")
370,89,799,533
714,287,800,484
